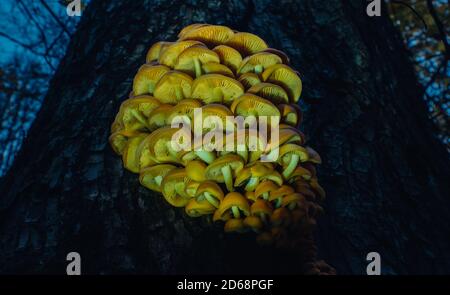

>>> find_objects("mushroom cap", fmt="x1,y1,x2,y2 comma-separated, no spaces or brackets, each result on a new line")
185,160,207,182
289,166,312,181
248,82,289,104
200,103,233,132
256,231,273,245
161,168,195,207
174,46,220,76
269,185,295,201
281,193,305,209
195,180,224,201
213,192,250,221
122,133,148,173
226,32,268,56
224,218,246,233
279,143,309,165
191,74,244,105
243,216,263,231
230,93,281,122
249,162,274,177
154,71,193,104
179,24,235,46
265,127,305,152
158,40,204,67
139,164,177,192
146,41,173,63
254,181,279,199
205,154,244,182
201,62,234,78
178,23,209,39
306,147,322,164
261,64,302,103
237,52,282,75
115,95,162,131
279,103,301,127
245,191,257,202
212,45,242,73
185,198,216,217
133,64,170,96
233,167,251,187
137,126,190,168
166,98,202,126
262,48,290,64
292,179,317,200
148,104,173,130
109,129,143,155
261,170,284,186
250,199,273,216
238,73,261,90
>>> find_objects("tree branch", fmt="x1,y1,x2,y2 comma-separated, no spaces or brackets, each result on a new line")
38,0,71,37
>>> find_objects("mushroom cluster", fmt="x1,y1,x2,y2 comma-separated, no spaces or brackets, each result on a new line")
109,24,325,247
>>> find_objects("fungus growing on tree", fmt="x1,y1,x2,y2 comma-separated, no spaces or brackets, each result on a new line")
110,23,326,247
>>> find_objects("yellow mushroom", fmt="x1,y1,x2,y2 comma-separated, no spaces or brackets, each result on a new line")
139,164,177,192
226,32,268,56
161,168,197,207
109,129,143,155
177,23,209,39
174,45,220,77
133,64,170,96
224,218,246,233
115,95,161,131
185,198,216,217
213,192,250,221
254,180,279,201
158,40,204,68
146,41,173,63
148,104,173,130
248,83,289,104
269,184,295,208
165,98,202,127
212,45,242,73
243,216,264,232
191,74,244,105
237,73,261,90
230,93,280,124
278,143,309,179
262,48,290,64
278,103,302,127
154,71,193,104
185,160,207,182
122,133,148,173
205,154,244,192
201,62,234,78
195,180,224,208
237,52,282,75
261,64,302,103
250,199,273,224
179,24,235,46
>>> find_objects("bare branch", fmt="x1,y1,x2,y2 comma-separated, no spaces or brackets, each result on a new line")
38,0,71,37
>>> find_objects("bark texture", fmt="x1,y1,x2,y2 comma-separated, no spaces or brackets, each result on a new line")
1,0,449,274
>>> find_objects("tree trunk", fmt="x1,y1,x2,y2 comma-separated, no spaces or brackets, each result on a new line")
1,0,449,275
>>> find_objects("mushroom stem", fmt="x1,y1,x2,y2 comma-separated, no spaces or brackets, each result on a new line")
262,192,269,200
195,150,216,164
204,192,220,208
155,176,163,186
221,165,234,192
194,58,202,78
245,177,259,191
231,206,240,218
237,145,248,163
254,65,263,74
130,109,150,129
282,154,300,178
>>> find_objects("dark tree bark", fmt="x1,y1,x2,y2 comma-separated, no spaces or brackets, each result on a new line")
1,0,449,274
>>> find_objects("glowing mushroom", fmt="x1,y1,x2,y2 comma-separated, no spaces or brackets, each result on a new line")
237,52,282,75
161,168,196,207
261,64,302,103
122,133,148,173
213,192,250,221
185,198,216,217
201,62,234,78
269,184,295,208
146,41,173,63
191,74,244,105
133,64,170,96
153,71,193,104
230,93,280,124
226,32,268,56
109,129,143,155
250,199,273,224
174,46,220,77
278,143,309,179
254,180,279,201
243,216,263,232
195,180,224,208
212,45,242,73
238,73,261,90
148,104,172,130
205,154,244,192
248,83,289,104
115,95,161,131
158,40,204,68
224,218,246,233
262,48,290,64
139,164,176,192
179,24,235,46
166,98,202,127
